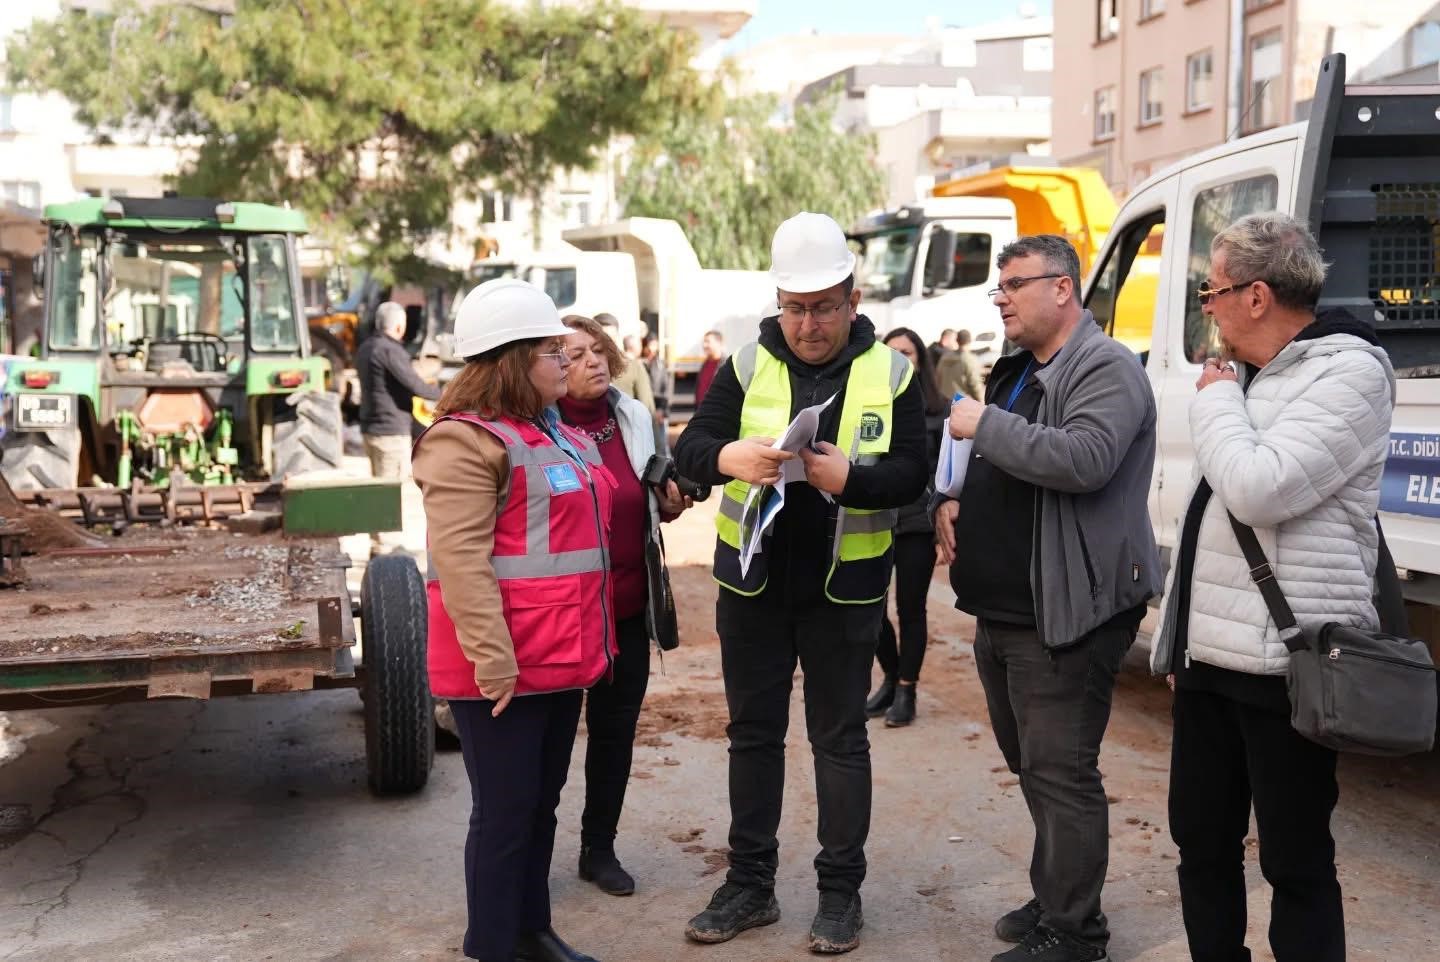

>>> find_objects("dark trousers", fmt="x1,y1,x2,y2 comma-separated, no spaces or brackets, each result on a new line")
581,613,651,849
1169,685,1344,962
717,591,881,896
973,617,1134,946
875,532,934,683
451,691,583,962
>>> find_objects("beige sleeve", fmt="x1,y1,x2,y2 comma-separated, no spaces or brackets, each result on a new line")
622,360,656,413
412,420,518,688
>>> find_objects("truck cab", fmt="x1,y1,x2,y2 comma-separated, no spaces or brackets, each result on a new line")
1084,55,1440,635
848,198,1015,361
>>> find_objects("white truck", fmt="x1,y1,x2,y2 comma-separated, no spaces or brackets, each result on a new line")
848,197,1015,363
1083,53,1440,662
469,247,642,340
561,218,775,415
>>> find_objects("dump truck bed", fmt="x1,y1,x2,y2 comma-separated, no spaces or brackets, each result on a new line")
0,527,355,709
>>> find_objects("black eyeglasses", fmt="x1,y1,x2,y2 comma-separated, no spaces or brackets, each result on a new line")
986,274,1064,298
1195,280,1257,305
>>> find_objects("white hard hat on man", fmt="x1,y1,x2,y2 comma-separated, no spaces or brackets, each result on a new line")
769,211,856,294
452,277,571,358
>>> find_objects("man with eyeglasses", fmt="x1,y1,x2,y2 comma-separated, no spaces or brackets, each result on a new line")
933,234,1161,962
673,211,927,956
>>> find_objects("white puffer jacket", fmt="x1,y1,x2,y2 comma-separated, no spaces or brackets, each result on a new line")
1152,330,1395,676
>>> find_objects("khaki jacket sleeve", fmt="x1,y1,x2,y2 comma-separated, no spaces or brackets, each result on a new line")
412,420,518,688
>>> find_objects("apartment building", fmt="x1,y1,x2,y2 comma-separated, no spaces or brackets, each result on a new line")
1053,0,1440,194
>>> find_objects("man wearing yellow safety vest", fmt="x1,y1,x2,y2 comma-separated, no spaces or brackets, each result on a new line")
673,212,928,956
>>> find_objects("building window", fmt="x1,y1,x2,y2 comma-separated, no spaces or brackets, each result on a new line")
1186,50,1214,111
1247,30,1283,131
1244,0,1281,9
1097,0,1119,42
1139,68,1164,126
1094,86,1117,141
480,191,512,224
0,181,41,210
1408,21,1440,69
1141,0,1166,18
0,94,13,133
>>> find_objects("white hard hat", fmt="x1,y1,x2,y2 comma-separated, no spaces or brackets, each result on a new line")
452,278,571,358
769,211,857,294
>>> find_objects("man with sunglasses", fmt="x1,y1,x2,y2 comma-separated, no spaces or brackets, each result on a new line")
934,234,1161,962
673,211,927,955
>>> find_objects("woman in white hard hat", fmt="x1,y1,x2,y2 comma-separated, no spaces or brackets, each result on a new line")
556,314,692,898
413,278,613,962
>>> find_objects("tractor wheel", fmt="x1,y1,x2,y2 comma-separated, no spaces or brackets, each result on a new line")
270,391,343,480
0,427,80,491
360,553,433,795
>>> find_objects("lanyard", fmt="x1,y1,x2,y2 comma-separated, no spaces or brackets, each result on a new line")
1003,360,1034,412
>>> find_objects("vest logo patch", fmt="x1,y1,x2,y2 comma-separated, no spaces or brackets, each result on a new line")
542,462,583,494
858,411,885,442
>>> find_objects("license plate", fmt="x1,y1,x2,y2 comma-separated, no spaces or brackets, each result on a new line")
15,393,72,430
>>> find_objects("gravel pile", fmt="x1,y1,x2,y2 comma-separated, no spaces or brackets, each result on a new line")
185,544,290,621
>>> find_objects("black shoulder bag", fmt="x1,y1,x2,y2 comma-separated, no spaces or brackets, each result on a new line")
1229,514,1437,756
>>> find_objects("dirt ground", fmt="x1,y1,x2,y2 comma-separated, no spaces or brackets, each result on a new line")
0,485,1437,961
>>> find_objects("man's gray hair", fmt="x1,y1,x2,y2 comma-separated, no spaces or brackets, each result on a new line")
996,234,1082,292
1211,212,1327,311
376,301,407,334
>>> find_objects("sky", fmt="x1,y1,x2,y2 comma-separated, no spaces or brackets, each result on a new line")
724,0,1054,51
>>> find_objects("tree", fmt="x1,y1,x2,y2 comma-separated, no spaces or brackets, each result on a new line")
6,0,708,277
620,86,886,270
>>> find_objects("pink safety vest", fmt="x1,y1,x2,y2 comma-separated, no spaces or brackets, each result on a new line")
417,412,616,698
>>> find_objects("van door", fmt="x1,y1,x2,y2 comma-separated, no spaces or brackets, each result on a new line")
1150,140,1298,550
1085,175,1179,539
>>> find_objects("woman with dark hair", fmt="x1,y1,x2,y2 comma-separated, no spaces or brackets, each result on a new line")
413,279,611,962
866,326,947,726
558,314,690,897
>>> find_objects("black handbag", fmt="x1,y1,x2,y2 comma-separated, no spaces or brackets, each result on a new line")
644,529,679,652
1229,513,1437,756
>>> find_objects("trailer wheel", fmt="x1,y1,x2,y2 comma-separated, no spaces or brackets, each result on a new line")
271,391,343,479
0,427,80,490
361,553,433,795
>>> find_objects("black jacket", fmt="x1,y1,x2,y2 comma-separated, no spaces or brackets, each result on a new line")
674,315,928,607
355,334,441,436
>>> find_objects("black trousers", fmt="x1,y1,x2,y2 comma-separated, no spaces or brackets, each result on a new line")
581,613,650,849
1169,685,1344,962
451,691,583,962
716,591,881,896
875,531,934,683
973,617,1134,946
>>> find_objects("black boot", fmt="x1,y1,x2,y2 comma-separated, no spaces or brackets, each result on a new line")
884,683,916,727
514,926,600,962
864,674,896,717
578,845,635,896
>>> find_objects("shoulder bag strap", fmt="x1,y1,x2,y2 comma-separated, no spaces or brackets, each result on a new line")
1374,518,1410,636
1225,513,1309,654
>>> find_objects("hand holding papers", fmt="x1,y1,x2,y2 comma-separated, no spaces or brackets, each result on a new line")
737,393,837,577
936,393,974,499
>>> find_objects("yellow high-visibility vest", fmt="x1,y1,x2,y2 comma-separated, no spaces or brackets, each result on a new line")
713,340,912,604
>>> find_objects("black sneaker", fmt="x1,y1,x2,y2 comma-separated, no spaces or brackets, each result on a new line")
684,881,780,944
808,891,863,954
994,897,1043,942
992,924,1110,962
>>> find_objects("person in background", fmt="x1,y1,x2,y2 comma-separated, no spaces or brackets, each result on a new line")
354,300,441,553
558,314,692,898
1154,213,1393,962
622,334,642,359
642,334,670,453
595,312,655,414
926,328,958,369
935,328,985,401
413,279,613,962
935,235,1160,962
694,329,725,409
864,327,947,728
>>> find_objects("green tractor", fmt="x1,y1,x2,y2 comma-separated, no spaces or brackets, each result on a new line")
0,196,342,495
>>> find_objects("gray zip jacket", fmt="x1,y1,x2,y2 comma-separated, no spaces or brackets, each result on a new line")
972,313,1163,647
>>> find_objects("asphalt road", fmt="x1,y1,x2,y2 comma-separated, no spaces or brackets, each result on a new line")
1,483,1437,962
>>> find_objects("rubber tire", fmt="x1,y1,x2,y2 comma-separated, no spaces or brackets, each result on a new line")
0,427,80,491
270,391,343,479
361,553,433,795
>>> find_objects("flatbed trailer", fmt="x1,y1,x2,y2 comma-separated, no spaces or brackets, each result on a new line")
0,481,433,796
